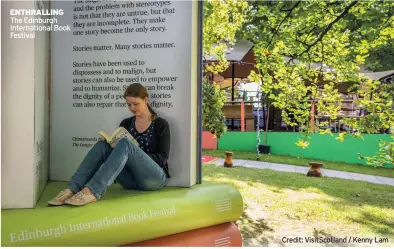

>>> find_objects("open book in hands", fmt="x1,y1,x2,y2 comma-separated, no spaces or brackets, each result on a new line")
98,127,139,148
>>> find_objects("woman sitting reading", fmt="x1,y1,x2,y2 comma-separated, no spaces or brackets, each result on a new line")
48,83,171,206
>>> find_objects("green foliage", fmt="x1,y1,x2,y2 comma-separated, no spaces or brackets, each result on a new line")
365,42,394,72
202,78,227,138
238,0,394,166
203,0,248,74
342,78,394,134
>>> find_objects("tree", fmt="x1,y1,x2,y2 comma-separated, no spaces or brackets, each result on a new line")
202,77,228,138
240,1,394,161
202,0,248,138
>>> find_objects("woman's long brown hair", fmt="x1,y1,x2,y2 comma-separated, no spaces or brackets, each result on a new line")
123,83,157,120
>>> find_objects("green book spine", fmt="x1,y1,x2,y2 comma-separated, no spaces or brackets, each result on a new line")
1,181,243,246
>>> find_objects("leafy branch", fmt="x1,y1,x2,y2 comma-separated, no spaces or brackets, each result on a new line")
298,1,358,57
267,1,301,48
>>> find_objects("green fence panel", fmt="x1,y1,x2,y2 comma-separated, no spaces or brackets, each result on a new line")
218,132,258,152
218,132,393,167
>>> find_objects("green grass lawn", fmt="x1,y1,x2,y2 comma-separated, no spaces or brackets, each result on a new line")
203,164,394,246
203,149,394,179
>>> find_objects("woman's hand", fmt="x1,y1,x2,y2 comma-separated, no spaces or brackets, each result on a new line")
99,137,114,148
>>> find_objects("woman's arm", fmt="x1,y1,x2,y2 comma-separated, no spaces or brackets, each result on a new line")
148,118,171,166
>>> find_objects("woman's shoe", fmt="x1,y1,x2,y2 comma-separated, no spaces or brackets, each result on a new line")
64,191,97,206
48,190,74,206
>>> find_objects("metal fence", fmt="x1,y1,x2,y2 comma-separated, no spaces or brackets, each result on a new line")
223,91,388,133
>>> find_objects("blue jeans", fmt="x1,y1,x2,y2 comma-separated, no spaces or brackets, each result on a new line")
67,139,167,200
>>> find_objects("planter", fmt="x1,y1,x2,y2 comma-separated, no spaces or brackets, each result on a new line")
307,162,323,177
258,145,271,154
224,151,234,168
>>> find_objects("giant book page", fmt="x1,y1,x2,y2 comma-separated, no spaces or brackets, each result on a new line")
1,0,50,209
50,1,202,186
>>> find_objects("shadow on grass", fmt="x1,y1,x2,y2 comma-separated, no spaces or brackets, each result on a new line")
203,164,394,241
318,198,394,238
235,202,283,247
350,211,394,237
